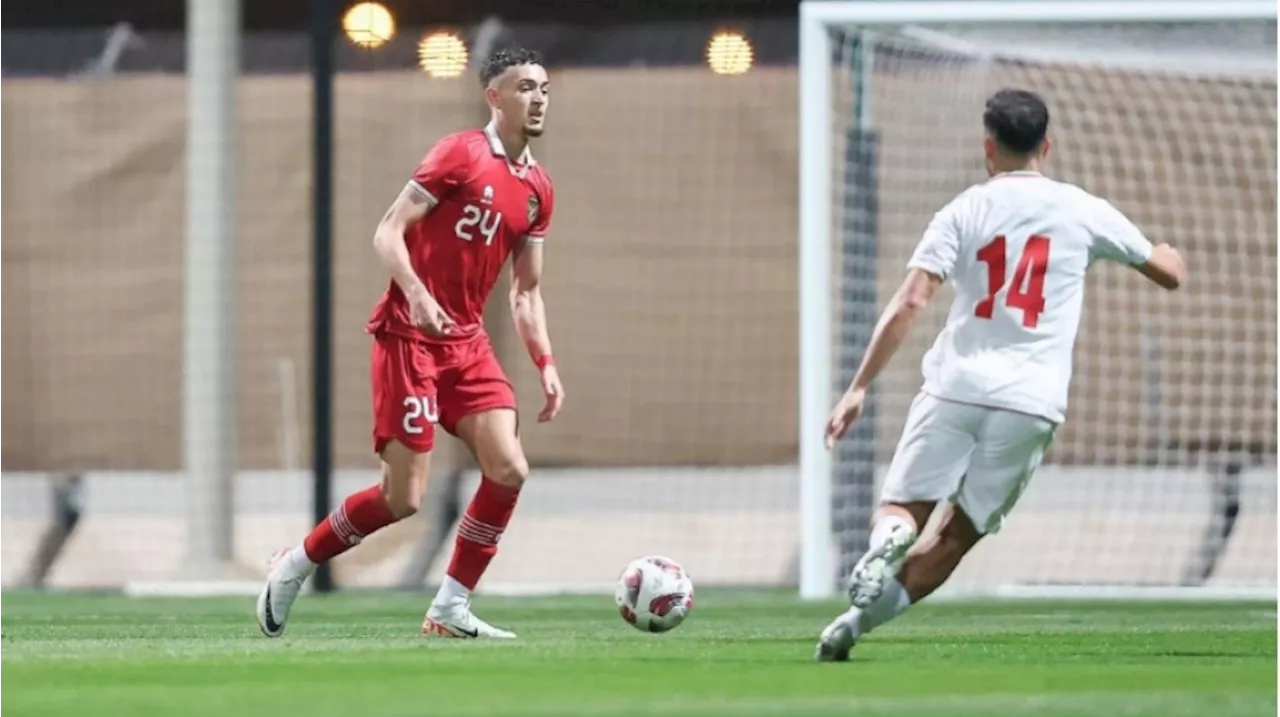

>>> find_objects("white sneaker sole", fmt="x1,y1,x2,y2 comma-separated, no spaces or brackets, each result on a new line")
848,525,916,608
256,584,285,638
421,615,516,640
256,549,291,639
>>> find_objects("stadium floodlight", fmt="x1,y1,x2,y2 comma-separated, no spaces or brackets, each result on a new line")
343,2,396,49
707,31,754,76
798,0,1277,600
418,32,469,78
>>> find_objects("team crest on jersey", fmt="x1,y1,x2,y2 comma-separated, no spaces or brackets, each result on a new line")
481,185,494,204
527,194,540,224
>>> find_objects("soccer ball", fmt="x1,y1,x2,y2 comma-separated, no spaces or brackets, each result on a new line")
614,555,695,633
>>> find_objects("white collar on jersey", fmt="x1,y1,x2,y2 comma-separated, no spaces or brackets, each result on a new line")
483,121,536,168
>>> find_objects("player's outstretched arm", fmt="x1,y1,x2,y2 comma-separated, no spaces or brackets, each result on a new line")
851,268,942,392
1091,198,1185,291
825,268,942,448
1135,243,1186,290
372,184,455,335
511,240,563,422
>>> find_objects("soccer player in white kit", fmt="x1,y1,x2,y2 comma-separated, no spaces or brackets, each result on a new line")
815,89,1187,661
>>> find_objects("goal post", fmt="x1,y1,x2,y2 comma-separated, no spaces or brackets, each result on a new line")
798,0,1278,600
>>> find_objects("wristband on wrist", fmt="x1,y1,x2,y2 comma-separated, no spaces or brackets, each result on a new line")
535,354,555,369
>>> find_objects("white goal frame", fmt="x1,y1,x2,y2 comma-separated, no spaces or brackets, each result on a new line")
797,0,1278,600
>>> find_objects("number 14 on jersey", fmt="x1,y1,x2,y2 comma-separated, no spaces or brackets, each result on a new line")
974,234,1050,328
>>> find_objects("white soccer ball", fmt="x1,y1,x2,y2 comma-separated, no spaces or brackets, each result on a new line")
614,555,695,633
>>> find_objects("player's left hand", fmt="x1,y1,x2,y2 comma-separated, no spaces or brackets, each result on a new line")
824,387,867,449
538,365,565,423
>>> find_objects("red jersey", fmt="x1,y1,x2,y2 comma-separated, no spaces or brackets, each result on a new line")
367,123,555,344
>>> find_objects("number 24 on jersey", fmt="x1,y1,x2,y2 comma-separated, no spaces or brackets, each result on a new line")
455,205,501,246
974,234,1050,328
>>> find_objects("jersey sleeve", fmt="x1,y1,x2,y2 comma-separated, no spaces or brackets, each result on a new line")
409,134,469,203
525,180,555,244
1089,199,1155,266
906,194,966,279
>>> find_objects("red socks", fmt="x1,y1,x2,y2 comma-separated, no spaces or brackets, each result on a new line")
300,477,519,587
447,477,521,590
303,484,398,563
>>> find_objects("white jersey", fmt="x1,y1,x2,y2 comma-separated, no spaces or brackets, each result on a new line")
907,171,1154,424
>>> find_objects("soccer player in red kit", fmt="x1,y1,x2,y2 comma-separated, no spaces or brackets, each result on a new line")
256,47,563,639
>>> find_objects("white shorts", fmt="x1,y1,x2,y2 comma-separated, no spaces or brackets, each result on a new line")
880,392,1056,534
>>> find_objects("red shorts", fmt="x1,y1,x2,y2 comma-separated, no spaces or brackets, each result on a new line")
370,332,517,454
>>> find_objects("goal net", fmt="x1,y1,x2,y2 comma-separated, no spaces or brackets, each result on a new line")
807,6,1277,598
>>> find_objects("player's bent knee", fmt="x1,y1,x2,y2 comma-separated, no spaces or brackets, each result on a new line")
486,453,529,488
382,488,421,520
379,440,431,519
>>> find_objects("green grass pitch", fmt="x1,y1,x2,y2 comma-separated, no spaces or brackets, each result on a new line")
2,591,1275,716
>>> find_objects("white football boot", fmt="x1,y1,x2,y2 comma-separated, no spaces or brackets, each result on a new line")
256,549,310,638
847,522,916,608
815,608,861,662
422,598,517,639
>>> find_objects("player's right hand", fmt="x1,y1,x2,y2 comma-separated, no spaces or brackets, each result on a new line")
408,287,456,337
824,387,867,450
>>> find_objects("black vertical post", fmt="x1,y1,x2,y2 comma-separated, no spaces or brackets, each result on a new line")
310,0,335,594
831,34,880,581
833,127,879,581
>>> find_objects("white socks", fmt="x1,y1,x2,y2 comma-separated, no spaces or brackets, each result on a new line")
851,515,917,638
433,575,470,608
281,545,317,580
859,576,912,634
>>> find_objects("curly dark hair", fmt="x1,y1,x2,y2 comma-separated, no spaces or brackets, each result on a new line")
479,46,544,87
983,88,1050,155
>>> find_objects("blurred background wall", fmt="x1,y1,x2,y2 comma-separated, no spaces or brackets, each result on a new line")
2,1,1275,595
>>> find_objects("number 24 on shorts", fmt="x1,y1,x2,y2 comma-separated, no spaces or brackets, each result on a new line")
974,234,1049,328
403,396,439,434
